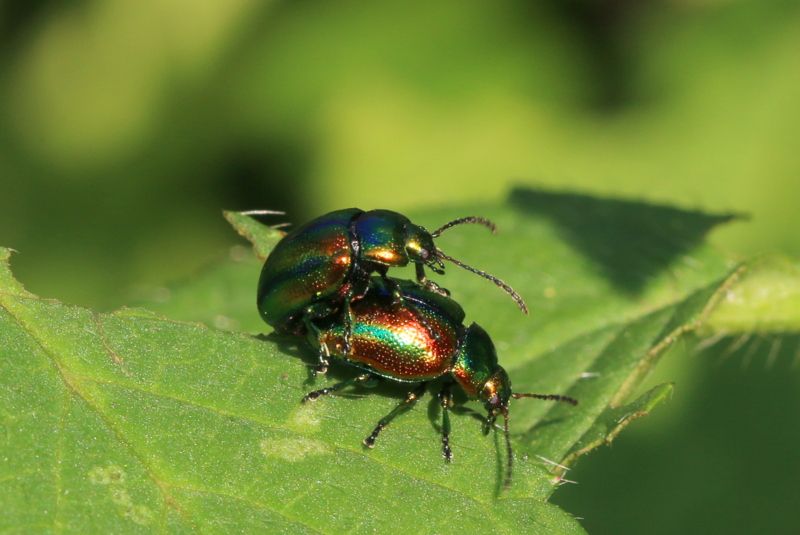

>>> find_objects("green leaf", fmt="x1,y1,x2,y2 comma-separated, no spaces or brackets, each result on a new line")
702,254,800,334
691,254,800,370
0,247,584,534
7,189,797,533
223,211,286,262
556,383,675,476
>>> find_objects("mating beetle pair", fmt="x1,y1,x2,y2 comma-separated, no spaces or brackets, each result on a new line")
257,208,526,336
255,208,576,487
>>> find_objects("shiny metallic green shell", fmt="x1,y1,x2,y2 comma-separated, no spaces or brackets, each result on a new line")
310,278,502,402
450,323,500,399
257,208,427,333
257,208,359,332
352,210,412,265
312,278,466,382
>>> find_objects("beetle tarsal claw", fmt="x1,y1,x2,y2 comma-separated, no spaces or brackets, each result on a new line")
424,279,450,297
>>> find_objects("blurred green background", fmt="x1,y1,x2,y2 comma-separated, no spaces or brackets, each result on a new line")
1,1,799,533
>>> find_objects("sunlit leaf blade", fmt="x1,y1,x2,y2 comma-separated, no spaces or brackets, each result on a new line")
703,254,800,334
10,189,799,533
494,268,743,471
691,254,800,371
0,247,586,534
556,383,675,478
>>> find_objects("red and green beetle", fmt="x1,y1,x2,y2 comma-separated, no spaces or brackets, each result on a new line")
302,277,576,488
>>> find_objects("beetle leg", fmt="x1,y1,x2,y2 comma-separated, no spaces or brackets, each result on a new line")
364,383,427,448
342,276,369,358
385,273,404,307
302,303,338,377
415,262,450,296
313,342,330,377
424,279,450,297
439,381,454,462
415,262,427,284
302,373,375,403
483,409,499,435
342,297,353,356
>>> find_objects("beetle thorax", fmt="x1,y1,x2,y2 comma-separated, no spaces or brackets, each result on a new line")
451,323,502,400
353,210,411,267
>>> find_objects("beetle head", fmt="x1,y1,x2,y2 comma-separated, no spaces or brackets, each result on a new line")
403,224,446,274
480,367,512,413
482,368,578,490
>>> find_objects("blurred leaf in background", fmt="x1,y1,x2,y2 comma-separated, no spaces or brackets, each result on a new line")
2,0,800,308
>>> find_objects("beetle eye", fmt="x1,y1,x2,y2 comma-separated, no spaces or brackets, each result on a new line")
419,249,430,260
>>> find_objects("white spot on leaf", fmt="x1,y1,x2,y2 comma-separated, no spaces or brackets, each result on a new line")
88,465,126,485
87,465,153,525
285,402,323,434
260,437,331,462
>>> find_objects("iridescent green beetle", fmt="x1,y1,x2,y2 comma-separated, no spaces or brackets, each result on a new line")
302,277,576,488
256,208,527,372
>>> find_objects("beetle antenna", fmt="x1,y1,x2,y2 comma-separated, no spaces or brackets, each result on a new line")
499,394,578,489
501,405,513,490
511,393,578,406
434,252,528,314
431,217,497,238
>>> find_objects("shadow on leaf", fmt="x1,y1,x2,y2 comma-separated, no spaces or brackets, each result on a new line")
509,187,741,294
